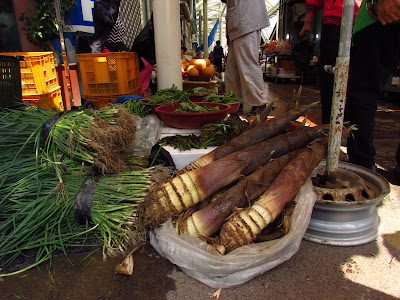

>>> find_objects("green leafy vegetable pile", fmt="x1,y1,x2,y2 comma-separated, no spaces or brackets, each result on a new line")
186,87,218,94
159,116,248,151
123,99,152,117
174,101,219,113
143,85,189,105
204,91,243,104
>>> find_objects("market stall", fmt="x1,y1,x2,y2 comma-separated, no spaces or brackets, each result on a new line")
0,0,394,294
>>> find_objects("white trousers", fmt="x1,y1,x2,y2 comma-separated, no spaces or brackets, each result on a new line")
225,30,267,108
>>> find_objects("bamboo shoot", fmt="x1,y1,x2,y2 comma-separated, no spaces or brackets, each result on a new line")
138,125,329,228
181,103,317,172
218,138,328,253
177,150,301,236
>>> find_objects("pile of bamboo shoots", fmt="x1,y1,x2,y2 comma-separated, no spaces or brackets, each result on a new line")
138,102,331,254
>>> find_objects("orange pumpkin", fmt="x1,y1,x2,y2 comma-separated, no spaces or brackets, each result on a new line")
187,64,196,73
188,67,200,76
182,62,191,71
193,59,207,71
200,66,216,77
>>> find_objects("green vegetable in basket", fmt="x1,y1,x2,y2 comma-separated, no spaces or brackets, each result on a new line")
224,91,243,103
203,94,224,103
123,99,151,117
144,85,190,105
158,116,248,151
186,87,218,95
174,101,219,113
204,91,242,104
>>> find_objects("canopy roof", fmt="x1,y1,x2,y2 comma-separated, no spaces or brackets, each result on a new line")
193,0,279,48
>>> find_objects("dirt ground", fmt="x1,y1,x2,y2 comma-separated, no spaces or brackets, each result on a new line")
1,81,399,300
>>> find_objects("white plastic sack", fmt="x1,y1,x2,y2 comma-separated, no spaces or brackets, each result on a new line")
126,115,163,156
149,178,317,288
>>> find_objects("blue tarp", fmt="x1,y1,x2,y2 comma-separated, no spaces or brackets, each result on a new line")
112,95,144,104
198,18,219,51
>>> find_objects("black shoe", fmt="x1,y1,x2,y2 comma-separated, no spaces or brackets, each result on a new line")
361,164,377,172
247,106,263,117
349,160,377,172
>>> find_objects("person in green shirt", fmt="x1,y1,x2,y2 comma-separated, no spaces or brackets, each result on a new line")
345,0,400,172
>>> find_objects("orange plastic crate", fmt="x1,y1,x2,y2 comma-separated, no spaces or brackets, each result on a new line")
87,94,114,109
87,88,142,109
0,52,59,95
22,86,64,111
77,52,140,97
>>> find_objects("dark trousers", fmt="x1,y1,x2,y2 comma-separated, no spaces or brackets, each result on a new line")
320,23,340,124
214,57,223,73
345,22,400,168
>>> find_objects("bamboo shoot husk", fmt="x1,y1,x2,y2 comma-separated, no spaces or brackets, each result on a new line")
218,137,328,253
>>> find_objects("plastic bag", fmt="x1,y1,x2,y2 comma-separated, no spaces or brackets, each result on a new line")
291,39,315,73
126,115,163,156
112,95,144,104
149,178,317,289
139,58,154,95
274,39,289,51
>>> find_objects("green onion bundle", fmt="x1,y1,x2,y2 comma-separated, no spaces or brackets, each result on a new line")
0,106,56,191
44,111,97,165
90,169,153,257
43,107,138,174
0,163,94,276
0,104,153,276
0,165,153,276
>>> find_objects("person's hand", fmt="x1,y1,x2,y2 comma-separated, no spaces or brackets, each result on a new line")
299,24,312,40
377,0,400,24
299,12,314,40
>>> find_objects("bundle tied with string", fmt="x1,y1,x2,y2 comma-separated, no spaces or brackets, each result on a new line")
0,104,162,275
43,107,141,175
74,176,99,224
73,166,173,257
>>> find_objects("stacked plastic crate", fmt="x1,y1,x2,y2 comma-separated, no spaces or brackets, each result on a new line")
77,52,142,108
0,55,22,108
0,52,64,110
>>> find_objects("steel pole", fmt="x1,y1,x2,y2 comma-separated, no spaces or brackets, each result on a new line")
325,0,355,179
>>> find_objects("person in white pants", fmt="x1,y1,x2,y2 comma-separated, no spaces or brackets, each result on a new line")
222,0,270,115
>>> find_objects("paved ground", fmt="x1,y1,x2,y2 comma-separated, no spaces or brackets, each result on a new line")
1,81,399,300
